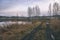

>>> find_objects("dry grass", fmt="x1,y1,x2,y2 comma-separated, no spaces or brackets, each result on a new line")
50,19,60,32
0,19,60,40
0,21,41,40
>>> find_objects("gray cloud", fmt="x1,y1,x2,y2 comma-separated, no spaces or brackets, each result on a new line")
0,0,50,16
0,0,47,10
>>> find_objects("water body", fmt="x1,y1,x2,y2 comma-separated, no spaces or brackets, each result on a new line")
0,21,32,27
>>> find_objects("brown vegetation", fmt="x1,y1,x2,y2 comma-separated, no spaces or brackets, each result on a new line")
0,21,41,40
0,19,60,40
50,19,60,32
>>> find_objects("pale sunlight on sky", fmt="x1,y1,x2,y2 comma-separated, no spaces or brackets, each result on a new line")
0,0,59,16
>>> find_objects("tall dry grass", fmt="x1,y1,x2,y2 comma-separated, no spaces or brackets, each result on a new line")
0,21,41,40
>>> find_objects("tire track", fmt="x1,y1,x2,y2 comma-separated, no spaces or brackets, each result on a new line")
21,22,44,40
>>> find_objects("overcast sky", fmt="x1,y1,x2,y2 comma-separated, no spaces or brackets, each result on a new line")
0,0,59,16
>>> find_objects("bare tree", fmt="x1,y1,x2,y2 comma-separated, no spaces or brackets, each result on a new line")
49,3,51,16
28,7,33,17
35,6,40,16
53,2,59,19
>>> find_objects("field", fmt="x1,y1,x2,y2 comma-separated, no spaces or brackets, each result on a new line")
0,19,60,40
